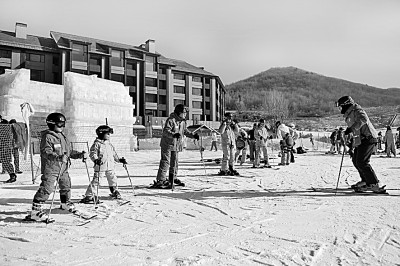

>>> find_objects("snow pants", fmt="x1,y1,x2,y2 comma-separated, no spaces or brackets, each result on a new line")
248,140,256,161
85,170,118,196
352,141,379,185
234,142,248,164
157,146,179,181
221,143,235,171
210,141,218,151
255,141,269,167
33,169,71,203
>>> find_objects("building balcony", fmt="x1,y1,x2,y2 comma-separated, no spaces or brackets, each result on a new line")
192,81,203,88
111,66,124,75
204,84,210,89
72,61,87,70
145,102,157,109
0,58,11,66
126,69,136,76
158,89,166,96
158,104,166,110
173,79,185,86
145,86,157,94
158,73,166,80
89,64,101,72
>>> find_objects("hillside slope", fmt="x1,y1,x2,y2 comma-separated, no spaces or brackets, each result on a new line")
226,67,400,117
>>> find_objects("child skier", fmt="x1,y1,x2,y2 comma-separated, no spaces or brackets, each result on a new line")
218,112,239,175
80,125,127,203
26,113,87,222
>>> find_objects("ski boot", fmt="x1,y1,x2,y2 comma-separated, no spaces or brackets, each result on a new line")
169,174,185,187
150,180,171,189
351,181,366,189
60,201,76,212
26,202,54,223
217,170,229,176
5,173,17,183
354,183,387,194
80,195,101,204
229,165,240,176
111,190,122,199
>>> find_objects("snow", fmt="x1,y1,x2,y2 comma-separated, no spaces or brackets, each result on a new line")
0,144,400,265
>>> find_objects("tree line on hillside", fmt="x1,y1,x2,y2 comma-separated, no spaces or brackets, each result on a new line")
225,67,400,118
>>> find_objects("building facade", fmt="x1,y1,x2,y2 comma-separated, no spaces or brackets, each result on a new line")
0,23,225,125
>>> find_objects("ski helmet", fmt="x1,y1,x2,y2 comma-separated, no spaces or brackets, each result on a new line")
336,96,355,114
174,104,188,115
224,112,233,118
96,125,114,138
46,113,66,129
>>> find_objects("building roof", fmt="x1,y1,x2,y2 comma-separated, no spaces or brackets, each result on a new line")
50,31,148,54
158,55,215,76
0,30,59,52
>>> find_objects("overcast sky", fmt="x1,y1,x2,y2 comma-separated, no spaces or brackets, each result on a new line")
1,0,399,88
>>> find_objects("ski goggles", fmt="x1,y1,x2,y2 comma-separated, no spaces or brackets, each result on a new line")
47,121,66,128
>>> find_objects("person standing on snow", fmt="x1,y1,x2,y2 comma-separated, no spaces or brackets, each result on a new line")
27,113,87,222
254,119,272,168
80,125,128,203
234,120,248,166
276,121,292,166
287,123,298,163
383,126,396,158
218,112,239,175
152,104,199,188
336,96,384,192
210,131,218,151
247,123,257,163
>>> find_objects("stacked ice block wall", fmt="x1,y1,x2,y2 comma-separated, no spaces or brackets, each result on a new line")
0,69,64,122
63,72,135,152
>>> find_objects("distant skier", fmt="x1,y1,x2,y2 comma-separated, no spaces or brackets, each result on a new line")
336,96,385,193
254,119,272,168
218,112,239,175
80,125,128,203
383,126,396,157
276,121,291,166
26,113,87,222
151,104,199,188
234,120,248,166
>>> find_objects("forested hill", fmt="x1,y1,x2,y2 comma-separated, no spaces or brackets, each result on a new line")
225,67,400,117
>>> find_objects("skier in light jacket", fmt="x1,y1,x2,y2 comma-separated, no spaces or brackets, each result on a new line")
218,112,239,175
152,104,199,188
254,119,272,168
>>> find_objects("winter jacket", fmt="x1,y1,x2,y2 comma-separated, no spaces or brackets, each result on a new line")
219,122,239,147
40,129,81,174
256,126,269,147
11,122,27,151
276,124,290,139
343,104,377,147
89,138,120,172
383,130,395,146
160,112,195,152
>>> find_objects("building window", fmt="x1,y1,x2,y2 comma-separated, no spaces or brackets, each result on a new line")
111,49,124,67
192,88,202,96
192,76,202,82
173,73,185,80
205,77,210,84
127,76,136,86
145,109,157,116
30,69,44,81
205,102,210,109
158,110,166,117
26,53,45,63
129,50,142,59
52,55,59,65
159,95,166,104
205,89,210,97
174,85,185,94
89,57,101,66
145,93,157,103
159,80,167,89
205,115,211,121
126,62,136,70
146,55,156,71
0,49,11,58
53,72,59,83
158,66,167,75
192,101,202,109
145,78,157,87
72,43,88,62
174,99,185,106
111,73,124,82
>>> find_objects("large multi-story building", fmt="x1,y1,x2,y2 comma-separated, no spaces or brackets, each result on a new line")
0,22,225,125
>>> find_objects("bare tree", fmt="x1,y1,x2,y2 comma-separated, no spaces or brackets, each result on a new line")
262,89,289,120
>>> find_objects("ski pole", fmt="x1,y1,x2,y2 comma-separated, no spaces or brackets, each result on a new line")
83,157,99,209
334,148,346,196
47,158,65,224
122,162,135,195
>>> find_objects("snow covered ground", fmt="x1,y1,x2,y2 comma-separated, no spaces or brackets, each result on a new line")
0,143,399,265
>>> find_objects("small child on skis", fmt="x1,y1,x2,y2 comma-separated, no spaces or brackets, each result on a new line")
80,125,127,203
27,113,87,222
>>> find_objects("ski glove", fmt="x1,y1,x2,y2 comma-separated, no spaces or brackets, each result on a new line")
58,154,68,163
119,157,128,165
94,159,103,165
344,127,352,135
194,133,200,140
173,133,181,139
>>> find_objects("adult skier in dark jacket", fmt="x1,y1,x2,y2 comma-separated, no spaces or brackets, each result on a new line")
336,96,384,193
27,113,86,222
152,104,199,188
